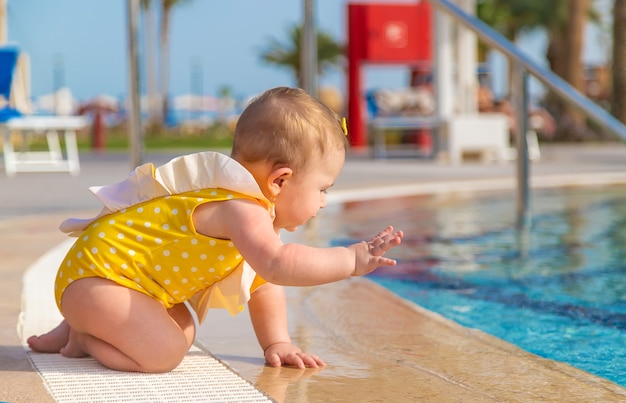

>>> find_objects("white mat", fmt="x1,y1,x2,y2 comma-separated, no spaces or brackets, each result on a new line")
19,239,273,403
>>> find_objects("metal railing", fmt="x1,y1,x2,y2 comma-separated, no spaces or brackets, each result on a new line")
429,0,626,232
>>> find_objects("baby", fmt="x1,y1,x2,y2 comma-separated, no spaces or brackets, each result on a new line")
28,86,403,372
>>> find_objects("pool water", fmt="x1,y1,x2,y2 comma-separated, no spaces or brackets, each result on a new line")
322,186,626,386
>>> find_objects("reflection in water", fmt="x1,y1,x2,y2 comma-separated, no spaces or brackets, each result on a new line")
254,365,320,403
317,186,626,387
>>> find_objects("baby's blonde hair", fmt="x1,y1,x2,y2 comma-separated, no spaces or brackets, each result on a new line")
231,87,348,173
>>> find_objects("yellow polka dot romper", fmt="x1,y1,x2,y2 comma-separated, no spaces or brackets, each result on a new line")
54,188,259,312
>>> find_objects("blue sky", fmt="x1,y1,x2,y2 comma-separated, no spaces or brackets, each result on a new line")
7,0,612,103
7,0,365,101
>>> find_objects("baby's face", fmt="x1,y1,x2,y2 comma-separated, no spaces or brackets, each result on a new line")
273,147,345,232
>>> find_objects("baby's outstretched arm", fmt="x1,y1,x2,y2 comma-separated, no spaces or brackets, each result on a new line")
348,226,404,277
203,199,403,285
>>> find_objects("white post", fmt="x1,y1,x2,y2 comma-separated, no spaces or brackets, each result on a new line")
433,6,454,119
301,0,317,96
127,0,143,168
456,0,477,114
143,2,159,124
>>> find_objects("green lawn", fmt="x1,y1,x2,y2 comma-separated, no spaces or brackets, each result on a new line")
14,124,234,152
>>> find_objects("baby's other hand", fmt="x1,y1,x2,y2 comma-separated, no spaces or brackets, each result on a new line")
350,226,403,276
264,342,326,369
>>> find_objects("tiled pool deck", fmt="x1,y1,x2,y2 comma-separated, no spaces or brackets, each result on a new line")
2,144,626,402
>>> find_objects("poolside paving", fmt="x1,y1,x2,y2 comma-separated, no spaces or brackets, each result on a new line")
2,144,626,402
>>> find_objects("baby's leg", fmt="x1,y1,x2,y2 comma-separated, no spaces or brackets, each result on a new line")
27,320,71,353
59,277,195,373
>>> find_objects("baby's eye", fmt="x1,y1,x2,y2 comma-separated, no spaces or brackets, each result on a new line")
321,189,328,194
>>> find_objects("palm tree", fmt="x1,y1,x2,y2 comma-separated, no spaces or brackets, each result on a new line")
477,0,546,41
612,0,626,124
545,0,591,139
477,0,598,140
159,0,190,126
259,24,344,89
141,0,159,125
478,0,597,80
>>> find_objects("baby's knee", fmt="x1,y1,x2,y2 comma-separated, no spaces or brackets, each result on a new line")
143,359,184,373
140,343,188,373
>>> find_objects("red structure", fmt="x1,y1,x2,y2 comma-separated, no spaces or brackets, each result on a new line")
347,2,433,146
78,97,119,152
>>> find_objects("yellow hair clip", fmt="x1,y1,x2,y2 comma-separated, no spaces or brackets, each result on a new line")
341,117,348,136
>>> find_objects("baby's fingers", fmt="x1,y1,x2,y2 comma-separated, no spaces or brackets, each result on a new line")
370,226,394,243
389,230,404,246
370,230,403,254
266,352,282,367
375,256,398,267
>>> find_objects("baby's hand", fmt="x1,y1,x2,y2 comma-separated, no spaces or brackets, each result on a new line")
264,342,326,369
349,226,403,277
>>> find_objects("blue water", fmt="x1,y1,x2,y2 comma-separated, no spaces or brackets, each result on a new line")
325,187,626,386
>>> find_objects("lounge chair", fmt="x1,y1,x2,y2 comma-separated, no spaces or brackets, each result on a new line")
0,45,88,176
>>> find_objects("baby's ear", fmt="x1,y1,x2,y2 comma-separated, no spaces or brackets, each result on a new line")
267,167,292,197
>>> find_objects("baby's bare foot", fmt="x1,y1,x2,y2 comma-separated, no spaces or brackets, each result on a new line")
27,320,70,353
59,328,89,358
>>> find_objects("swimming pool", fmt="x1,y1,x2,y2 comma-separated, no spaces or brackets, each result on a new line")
322,185,626,387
